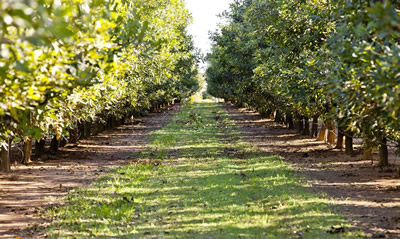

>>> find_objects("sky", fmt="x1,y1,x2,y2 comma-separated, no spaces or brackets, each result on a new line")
184,0,233,58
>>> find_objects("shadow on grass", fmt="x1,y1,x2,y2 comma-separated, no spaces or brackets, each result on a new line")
42,102,363,238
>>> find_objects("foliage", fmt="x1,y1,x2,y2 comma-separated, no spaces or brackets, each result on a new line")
0,0,200,147
206,0,400,145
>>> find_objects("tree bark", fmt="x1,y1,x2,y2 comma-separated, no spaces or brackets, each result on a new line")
69,126,79,143
326,120,336,144
311,115,319,138
335,128,344,149
1,140,10,172
59,137,67,148
83,121,91,138
275,110,283,123
23,136,33,164
317,123,327,141
269,111,274,120
106,116,112,129
78,122,85,139
362,147,373,162
303,117,310,136
35,139,46,157
296,116,304,133
345,131,354,154
286,114,294,129
111,115,120,128
50,136,59,154
262,109,272,118
378,137,389,167
92,120,104,136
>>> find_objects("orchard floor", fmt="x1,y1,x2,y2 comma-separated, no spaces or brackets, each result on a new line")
1,102,399,238
0,105,180,238
224,103,400,238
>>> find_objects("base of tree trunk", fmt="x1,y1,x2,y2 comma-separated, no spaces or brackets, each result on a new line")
59,137,67,148
345,132,354,154
120,116,126,125
1,142,10,172
23,137,33,165
92,120,104,136
296,116,304,133
303,117,310,136
327,130,336,144
50,136,59,154
326,121,335,144
286,114,294,129
335,129,344,149
378,138,389,167
317,123,327,141
35,139,46,157
78,122,85,139
111,116,120,128
311,115,319,138
361,147,373,162
84,121,91,138
69,127,79,143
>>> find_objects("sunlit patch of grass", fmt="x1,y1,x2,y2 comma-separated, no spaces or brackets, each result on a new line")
42,102,365,238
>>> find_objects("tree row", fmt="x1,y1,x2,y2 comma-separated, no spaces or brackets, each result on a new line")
0,0,200,171
206,0,400,166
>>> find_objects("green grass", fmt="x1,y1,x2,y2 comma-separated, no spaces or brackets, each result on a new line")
43,102,365,238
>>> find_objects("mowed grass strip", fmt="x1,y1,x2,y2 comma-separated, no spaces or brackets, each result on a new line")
43,101,364,238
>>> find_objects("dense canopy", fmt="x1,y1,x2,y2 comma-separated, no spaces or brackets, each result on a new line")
206,0,400,166
0,0,201,170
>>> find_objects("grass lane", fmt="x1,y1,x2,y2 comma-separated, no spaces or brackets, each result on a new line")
43,101,364,238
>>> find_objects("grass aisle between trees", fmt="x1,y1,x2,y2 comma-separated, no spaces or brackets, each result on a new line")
42,101,364,238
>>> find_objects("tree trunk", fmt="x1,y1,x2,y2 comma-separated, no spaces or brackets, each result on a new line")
78,122,85,139
50,136,59,154
378,137,389,167
286,113,294,129
303,117,310,136
275,110,283,123
59,137,67,148
317,123,327,141
35,139,46,157
345,131,354,154
69,127,79,144
296,116,304,133
112,115,120,128
362,147,373,162
1,140,10,172
92,120,104,136
326,120,336,144
269,111,274,120
84,121,91,138
262,109,271,118
311,115,319,138
23,136,33,164
82,121,92,139
106,116,112,129
335,127,344,149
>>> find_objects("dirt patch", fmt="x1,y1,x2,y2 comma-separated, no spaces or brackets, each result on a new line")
223,103,400,239
0,105,180,238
